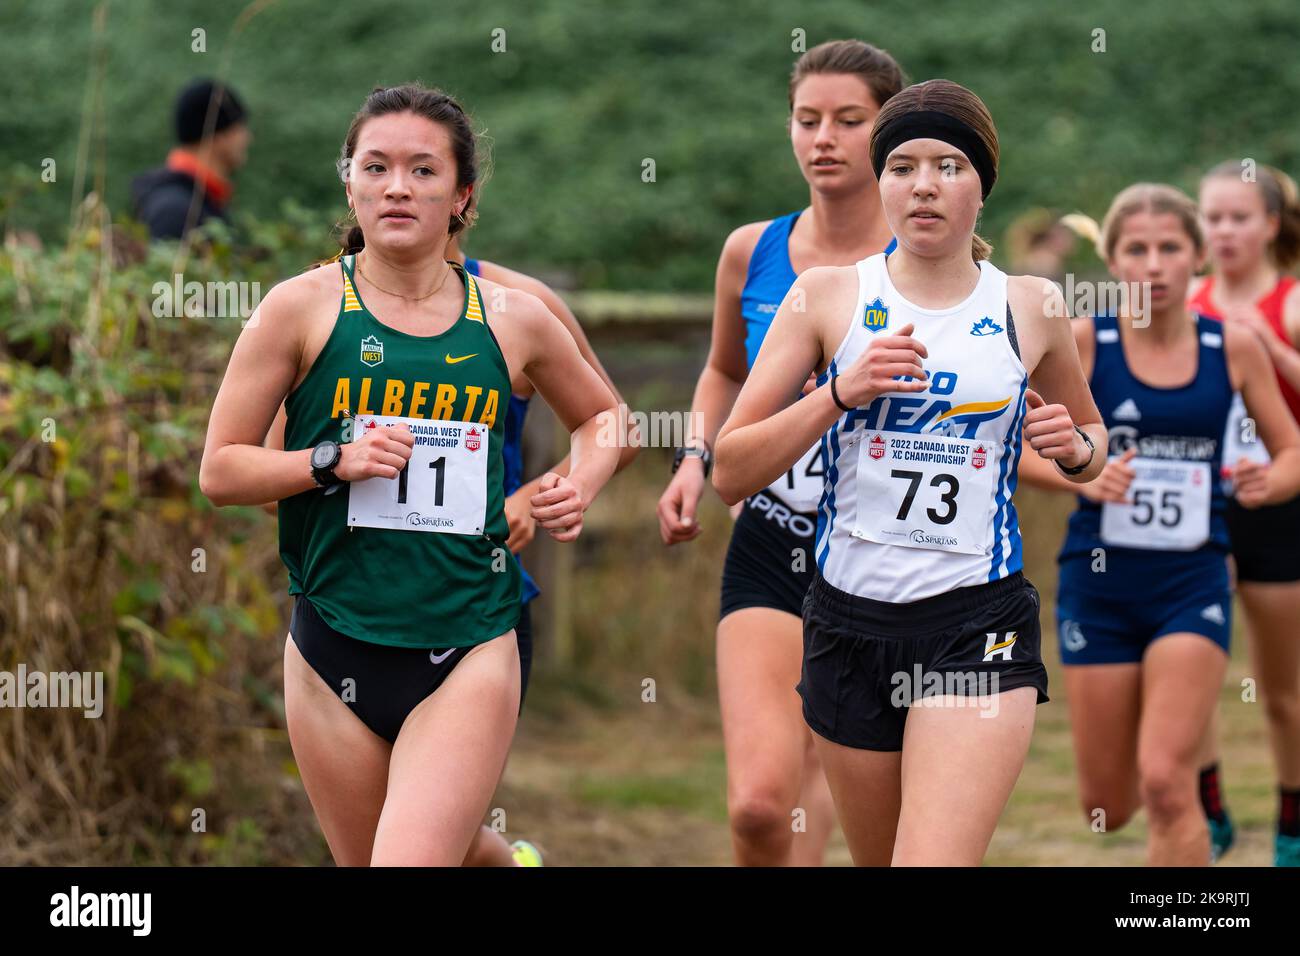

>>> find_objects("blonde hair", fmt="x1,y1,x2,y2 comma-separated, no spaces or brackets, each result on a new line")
1066,183,1203,261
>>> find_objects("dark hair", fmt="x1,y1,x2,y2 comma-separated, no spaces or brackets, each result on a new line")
1202,160,1300,270
175,79,247,145
788,39,906,111
336,84,480,254
869,79,999,261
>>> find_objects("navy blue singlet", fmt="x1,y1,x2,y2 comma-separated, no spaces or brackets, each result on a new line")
465,257,540,604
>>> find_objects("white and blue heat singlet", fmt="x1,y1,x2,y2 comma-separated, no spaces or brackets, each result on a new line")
815,253,1028,602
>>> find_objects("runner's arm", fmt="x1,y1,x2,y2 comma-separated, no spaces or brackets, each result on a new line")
515,290,620,510
713,267,849,505
491,267,640,479
199,282,320,506
1017,316,1100,493
690,225,764,458
1019,279,1106,483
1230,322,1300,503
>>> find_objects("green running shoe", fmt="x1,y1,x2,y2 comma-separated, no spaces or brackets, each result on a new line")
511,839,543,867
1276,833,1300,867
1208,814,1235,863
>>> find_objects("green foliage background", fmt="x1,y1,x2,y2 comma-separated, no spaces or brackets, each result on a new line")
3,0,1300,288
2,0,1297,865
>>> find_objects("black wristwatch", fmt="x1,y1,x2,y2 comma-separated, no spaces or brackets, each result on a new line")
1056,426,1095,476
673,443,712,478
311,440,344,487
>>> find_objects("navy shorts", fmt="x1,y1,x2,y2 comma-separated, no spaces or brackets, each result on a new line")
1055,549,1232,665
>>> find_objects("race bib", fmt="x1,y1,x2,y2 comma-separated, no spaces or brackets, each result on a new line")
1100,457,1210,550
766,441,827,512
851,431,998,555
1220,392,1269,495
347,415,489,535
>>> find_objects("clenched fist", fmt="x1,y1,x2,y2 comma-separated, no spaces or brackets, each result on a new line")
336,423,415,482
1023,389,1089,470
1232,457,1272,509
531,472,586,542
833,322,929,408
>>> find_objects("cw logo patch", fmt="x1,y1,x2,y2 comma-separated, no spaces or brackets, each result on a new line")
360,335,384,368
983,631,1017,662
863,297,889,333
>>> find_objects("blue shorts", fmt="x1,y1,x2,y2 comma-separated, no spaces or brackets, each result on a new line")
1055,548,1232,665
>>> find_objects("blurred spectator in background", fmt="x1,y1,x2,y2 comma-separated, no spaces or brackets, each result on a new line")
1004,207,1079,283
131,79,250,241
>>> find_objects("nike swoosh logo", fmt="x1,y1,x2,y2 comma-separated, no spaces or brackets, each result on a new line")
429,648,456,664
445,353,477,364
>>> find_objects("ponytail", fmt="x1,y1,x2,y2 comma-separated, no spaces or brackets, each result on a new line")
1261,165,1300,270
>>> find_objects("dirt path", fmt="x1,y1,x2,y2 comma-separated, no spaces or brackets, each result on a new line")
496,648,1278,867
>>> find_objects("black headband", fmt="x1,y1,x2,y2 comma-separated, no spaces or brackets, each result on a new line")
871,110,996,199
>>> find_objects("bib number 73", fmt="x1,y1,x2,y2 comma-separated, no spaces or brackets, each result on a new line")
852,431,998,555
891,469,960,524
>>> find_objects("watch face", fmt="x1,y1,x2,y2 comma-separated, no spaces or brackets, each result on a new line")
312,443,337,469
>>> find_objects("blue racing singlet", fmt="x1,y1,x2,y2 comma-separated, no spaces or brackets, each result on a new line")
738,212,896,514
739,211,897,369
1061,313,1233,563
465,256,540,603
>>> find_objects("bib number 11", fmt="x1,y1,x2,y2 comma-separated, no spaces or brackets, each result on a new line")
397,456,446,507
348,415,489,535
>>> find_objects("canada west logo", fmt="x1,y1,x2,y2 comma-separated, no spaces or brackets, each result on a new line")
360,334,384,367
862,298,889,333
464,427,482,452
970,316,1003,336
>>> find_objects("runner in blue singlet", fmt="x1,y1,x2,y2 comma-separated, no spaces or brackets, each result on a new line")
656,39,906,866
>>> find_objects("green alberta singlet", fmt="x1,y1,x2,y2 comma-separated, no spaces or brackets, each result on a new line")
278,254,521,647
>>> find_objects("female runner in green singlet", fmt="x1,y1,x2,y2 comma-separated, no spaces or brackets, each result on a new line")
200,85,620,866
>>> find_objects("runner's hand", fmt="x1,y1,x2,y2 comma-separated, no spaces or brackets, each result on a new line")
532,472,585,542
505,485,537,553
1233,457,1270,509
1023,389,1088,469
335,423,414,481
658,461,706,545
833,322,928,407
1079,446,1137,504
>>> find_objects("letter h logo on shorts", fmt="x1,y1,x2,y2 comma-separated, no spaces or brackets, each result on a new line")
982,631,1017,662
